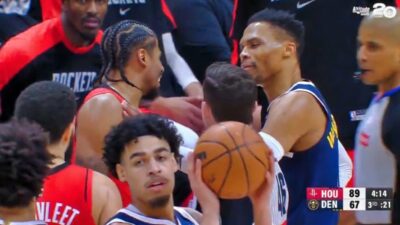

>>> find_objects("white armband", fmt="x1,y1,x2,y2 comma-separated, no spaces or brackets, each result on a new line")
258,132,284,161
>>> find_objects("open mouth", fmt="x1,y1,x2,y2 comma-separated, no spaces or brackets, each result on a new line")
146,178,168,192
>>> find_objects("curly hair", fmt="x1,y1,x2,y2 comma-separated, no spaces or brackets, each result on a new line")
0,119,50,207
103,114,182,177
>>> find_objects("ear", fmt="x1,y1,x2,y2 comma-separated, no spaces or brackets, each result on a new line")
116,164,127,182
201,101,215,127
283,41,297,58
137,48,147,66
61,123,74,145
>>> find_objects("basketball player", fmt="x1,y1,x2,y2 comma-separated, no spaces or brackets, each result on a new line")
0,120,50,225
14,81,122,225
240,9,340,224
200,62,288,225
355,10,400,224
76,20,198,207
103,114,274,225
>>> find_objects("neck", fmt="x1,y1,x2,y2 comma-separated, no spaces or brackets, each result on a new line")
0,201,37,224
378,72,400,93
262,61,302,101
133,196,175,222
61,15,93,47
107,70,143,108
47,142,66,168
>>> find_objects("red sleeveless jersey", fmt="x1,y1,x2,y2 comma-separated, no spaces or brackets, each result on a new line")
36,164,96,225
77,87,150,207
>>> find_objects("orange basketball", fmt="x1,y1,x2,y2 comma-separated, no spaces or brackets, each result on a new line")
194,121,271,199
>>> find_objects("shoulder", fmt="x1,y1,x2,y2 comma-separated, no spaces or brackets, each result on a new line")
177,207,202,223
79,91,123,119
382,91,400,153
92,170,121,200
269,90,322,119
0,18,61,88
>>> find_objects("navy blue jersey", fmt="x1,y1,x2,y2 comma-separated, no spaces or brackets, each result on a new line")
106,205,198,225
278,81,339,225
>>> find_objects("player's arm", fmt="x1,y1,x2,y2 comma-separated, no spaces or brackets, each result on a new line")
75,94,123,174
187,153,220,225
161,32,203,98
92,171,122,225
261,91,326,153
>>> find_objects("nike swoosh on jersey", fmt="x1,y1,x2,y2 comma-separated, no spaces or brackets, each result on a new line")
296,0,316,9
119,7,131,16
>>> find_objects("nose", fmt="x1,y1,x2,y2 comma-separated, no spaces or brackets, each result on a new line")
357,45,367,63
87,1,99,15
240,47,249,62
148,158,162,175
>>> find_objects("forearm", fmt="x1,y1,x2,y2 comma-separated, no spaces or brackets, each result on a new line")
252,202,272,225
200,210,220,225
161,33,199,89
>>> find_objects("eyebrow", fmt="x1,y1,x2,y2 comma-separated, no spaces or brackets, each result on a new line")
129,147,170,160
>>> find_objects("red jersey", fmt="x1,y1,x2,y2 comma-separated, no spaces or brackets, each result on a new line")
78,87,142,207
36,163,96,225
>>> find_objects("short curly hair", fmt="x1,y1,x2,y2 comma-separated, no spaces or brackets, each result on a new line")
0,119,50,207
103,114,182,177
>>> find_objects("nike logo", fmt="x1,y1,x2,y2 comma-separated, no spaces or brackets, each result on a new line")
119,7,131,16
296,0,316,9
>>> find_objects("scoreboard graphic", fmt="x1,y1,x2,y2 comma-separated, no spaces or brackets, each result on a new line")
306,188,393,211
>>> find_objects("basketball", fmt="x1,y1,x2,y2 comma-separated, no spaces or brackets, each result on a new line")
194,121,271,199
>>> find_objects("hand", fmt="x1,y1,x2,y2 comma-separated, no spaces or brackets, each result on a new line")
184,82,203,98
121,100,140,118
149,97,204,134
187,153,220,216
249,151,275,208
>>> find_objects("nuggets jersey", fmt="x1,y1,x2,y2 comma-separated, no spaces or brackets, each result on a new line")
278,81,339,225
35,163,96,225
105,204,198,225
355,87,400,224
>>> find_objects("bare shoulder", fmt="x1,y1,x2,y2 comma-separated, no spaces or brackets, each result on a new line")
92,171,119,191
269,91,321,118
182,207,202,223
79,93,123,117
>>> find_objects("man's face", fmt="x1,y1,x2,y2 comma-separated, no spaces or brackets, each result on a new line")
240,22,284,84
357,22,400,86
142,40,164,94
63,0,108,40
117,135,177,208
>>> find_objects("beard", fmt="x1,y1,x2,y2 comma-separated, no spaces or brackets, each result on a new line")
148,195,171,209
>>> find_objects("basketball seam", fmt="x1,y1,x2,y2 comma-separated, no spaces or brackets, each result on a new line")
239,124,251,195
199,140,263,168
219,124,250,197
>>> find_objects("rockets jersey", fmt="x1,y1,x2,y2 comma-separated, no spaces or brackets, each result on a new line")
270,162,288,225
105,204,198,225
78,86,132,207
36,163,96,225
0,17,102,121
355,86,400,224
278,81,339,225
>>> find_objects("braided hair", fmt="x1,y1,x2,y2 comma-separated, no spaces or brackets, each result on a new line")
97,20,157,91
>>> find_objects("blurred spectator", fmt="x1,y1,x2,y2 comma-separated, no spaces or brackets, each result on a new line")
167,0,233,82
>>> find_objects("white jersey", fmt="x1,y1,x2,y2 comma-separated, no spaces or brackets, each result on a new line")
180,138,288,225
355,96,396,224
